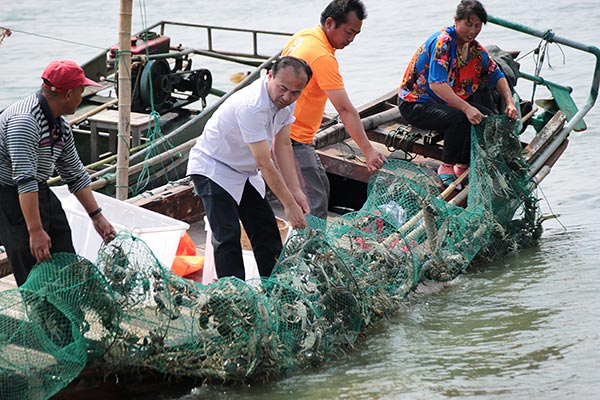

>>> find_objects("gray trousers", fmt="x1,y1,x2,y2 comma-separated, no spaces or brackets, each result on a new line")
292,142,329,220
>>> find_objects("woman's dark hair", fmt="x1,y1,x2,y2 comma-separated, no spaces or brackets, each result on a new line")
272,56,313,84
455,0,488,24
320,0,367,27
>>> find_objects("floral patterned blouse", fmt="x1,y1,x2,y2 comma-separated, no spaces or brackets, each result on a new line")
398,25,504,103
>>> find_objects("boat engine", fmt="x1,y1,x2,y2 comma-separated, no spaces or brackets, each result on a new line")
168,68,212,100
109,32,213,113
133,57,213,113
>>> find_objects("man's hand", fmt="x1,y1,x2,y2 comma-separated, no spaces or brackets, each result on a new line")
92,214,116,243
364,146,386,173
29,227,52,262
284,202,307,230
292,188,310,214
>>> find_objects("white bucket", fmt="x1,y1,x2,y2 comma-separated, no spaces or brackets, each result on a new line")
202,216,291,285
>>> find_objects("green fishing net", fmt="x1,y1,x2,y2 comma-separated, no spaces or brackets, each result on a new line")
0,115,541,399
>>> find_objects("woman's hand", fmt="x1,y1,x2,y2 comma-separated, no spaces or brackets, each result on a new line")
504,102,519,121
465,105,485,125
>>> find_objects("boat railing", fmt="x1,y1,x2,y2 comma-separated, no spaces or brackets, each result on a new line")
149,20,292,61
81,20,292,92
489,14,600,133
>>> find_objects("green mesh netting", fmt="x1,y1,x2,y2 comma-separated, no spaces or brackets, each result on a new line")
0,115,541,399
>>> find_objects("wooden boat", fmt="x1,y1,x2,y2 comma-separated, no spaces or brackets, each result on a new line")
57,20,294,197
129,15,600,225
2,17,297,276
0,14,598,400
0,20,292,271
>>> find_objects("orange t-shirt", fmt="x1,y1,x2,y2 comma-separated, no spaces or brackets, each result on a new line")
281,26,345,144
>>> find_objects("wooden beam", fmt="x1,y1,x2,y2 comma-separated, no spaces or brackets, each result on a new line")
0,253,11,279
128,182,203,223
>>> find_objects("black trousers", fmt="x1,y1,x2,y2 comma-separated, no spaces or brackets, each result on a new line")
398,98,497,165
0,184,75,286
398,99,471,165
190,175,282,280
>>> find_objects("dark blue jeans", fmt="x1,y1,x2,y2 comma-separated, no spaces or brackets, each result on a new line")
190,175,282,280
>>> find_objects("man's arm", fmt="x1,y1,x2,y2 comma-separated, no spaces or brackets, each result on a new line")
272,125,310,214
325,89,386,172
72,186,116,243
248,138,306,229
18,192,52,262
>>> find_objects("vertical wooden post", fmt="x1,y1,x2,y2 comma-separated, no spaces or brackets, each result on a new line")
116,0,133,200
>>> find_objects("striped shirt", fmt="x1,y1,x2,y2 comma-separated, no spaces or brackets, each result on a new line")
0,92,91,194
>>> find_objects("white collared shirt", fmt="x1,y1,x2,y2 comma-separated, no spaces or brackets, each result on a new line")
186,76,295,203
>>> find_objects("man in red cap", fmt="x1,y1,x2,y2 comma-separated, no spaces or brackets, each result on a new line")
0,60,116,286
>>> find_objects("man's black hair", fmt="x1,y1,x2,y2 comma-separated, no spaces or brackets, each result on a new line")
320,0,367,27
272,56,313,83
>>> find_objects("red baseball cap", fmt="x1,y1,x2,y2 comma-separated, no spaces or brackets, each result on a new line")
41,60,101,92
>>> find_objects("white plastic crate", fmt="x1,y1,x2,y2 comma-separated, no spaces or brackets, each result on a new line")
51,186,189,267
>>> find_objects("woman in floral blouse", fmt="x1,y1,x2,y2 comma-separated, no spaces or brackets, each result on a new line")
397,0,518,185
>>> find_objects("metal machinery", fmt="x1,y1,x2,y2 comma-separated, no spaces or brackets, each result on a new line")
109,31,212,113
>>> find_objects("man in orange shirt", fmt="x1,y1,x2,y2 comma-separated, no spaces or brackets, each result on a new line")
282,0,386,220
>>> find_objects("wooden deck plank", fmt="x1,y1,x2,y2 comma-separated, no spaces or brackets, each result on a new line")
0,344,58,371
0,274,17,293
0,252,11,278
318,138,400,183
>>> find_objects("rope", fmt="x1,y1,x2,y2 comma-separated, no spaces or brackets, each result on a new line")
2,27,105,50
516,30,566,103
536,183,567,231
127,0,179,196
385,125,419,161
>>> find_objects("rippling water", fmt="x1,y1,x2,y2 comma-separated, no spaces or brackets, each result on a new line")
1,1,599,398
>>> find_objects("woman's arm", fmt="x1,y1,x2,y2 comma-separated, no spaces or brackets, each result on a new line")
430,82,485,125
495,77,519,120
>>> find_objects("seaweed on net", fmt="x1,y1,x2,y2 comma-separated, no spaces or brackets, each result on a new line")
0,115,543,399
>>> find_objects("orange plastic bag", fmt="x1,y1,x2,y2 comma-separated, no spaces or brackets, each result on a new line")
171,255,204,277
175,232,197,256
171,232,202,277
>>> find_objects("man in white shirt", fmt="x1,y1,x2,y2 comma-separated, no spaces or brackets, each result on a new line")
187,56,311,280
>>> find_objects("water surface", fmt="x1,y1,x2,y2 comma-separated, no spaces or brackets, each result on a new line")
1,1,599,398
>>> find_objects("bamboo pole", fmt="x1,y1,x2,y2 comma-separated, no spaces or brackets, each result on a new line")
116,0,133,200
381,167,470,248
313,107,400,149
89,139,190,191
46,143,147,186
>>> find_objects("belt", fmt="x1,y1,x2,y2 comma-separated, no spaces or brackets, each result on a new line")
290,139,312,147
